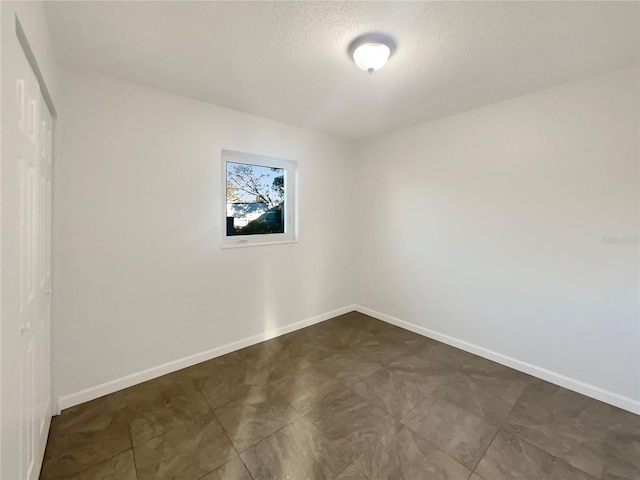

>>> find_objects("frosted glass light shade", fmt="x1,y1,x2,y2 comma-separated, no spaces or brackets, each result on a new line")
353,43,391,72
348,33,396,73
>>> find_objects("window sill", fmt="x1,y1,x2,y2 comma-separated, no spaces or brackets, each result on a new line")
221,239,298,249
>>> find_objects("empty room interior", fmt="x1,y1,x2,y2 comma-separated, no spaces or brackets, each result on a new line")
1,1,639,480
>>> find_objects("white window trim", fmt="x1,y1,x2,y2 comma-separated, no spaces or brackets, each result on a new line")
221,149,298,248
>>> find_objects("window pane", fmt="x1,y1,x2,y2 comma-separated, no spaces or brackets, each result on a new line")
226,162,285,236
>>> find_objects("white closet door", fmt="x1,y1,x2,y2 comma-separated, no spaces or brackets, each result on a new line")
1,34,53,480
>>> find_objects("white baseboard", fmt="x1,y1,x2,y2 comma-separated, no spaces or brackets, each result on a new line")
56,305,356,412
58,303,639,416
355,305,640,415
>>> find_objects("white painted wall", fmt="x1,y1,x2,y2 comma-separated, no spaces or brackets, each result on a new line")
50,61,640,413
54,68,356,402
356,67,640,410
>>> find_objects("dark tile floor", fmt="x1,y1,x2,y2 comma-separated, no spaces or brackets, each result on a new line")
40,311,640,480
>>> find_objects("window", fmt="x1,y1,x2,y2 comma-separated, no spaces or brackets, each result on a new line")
222,150,297,247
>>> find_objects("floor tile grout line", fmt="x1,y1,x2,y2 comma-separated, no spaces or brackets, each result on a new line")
126,387,214,451
326,408,397,480
191,356,270,412
236,417,292,454
196,382,217,413
396,375,500,474
195,382,248,461
497,374,534,429
331,459,367,480
185,332,376,474
357,336,469,423
227,414,311,480
239,454,258,480
129,424,140,480
126,367,269,480
252,352,400,471
390,342,531,431
49,445,133,480
499,428,602,480
210,406,243,458
339,362,434,421
494,375,606,479
192,455,257,480
459,374,534,476
210,382,303,456
470,426,501,473
194,346,326,414
314,326,439,407
204,407,259,480
390,414,474,478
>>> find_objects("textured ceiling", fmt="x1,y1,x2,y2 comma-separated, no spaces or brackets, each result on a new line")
44,1,639,139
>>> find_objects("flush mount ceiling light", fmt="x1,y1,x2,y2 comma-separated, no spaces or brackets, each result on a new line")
348,33,396,73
